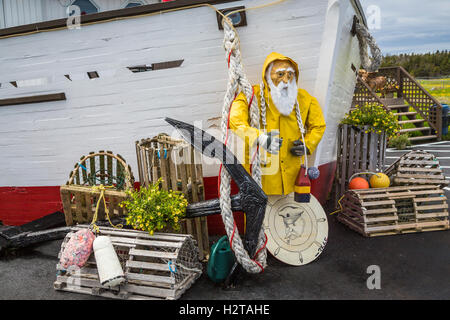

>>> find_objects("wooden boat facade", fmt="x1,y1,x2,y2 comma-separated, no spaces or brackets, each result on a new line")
0,0,367,227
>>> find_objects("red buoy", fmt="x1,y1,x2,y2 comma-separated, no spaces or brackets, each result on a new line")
294,165,311,202
348,177,369,190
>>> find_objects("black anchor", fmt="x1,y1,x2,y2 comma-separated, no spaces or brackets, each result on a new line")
165,117,268,287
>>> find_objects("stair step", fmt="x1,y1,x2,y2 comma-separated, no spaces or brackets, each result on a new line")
399,127,431,133
408,135,438,142
388,104,409,109
380,98,405,105
399,119,425,125
395,111,418,117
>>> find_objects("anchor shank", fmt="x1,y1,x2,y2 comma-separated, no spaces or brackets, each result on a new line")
185,193,242,218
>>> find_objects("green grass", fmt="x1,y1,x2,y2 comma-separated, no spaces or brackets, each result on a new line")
418,78,450,104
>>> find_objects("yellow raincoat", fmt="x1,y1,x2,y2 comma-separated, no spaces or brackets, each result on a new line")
229,52,326,195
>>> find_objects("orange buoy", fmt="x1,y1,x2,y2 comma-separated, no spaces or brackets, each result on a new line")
349,177,369,190
369,173,390,188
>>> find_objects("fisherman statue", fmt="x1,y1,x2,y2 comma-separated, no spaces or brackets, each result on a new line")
229,52,326,196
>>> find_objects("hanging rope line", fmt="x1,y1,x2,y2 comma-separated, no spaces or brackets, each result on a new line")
218,14,272,274
89,184,123,234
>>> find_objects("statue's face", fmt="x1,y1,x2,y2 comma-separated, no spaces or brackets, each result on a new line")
270,60,296,87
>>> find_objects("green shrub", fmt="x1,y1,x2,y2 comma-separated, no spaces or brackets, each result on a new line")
388,133,411,149
442,132,450,141
120,178,188,235
341,103,401,138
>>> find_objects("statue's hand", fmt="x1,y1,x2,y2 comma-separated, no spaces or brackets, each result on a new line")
258,130,283,154
290,140,308,156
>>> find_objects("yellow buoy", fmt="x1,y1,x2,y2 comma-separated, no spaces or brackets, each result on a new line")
369,173,390,188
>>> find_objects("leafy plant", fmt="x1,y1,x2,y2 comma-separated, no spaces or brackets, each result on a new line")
120,178,188,235
341,103,401,138
388,133,411,150
384,83,399,92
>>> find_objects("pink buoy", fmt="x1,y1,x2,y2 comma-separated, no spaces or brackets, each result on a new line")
59,229,95,270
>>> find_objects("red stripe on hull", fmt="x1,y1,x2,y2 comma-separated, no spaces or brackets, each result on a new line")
202,176,246,235
311,161,337,205
0,162,336,231
0,186,62,226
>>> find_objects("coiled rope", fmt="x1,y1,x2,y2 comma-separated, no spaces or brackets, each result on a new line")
354,22,382,73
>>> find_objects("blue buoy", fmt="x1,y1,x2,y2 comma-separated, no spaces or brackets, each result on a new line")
307,167,320,180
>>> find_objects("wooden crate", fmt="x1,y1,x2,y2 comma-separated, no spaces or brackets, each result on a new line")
333,124,387,207
135,134,209,261
60,151,135,226
54,226,202,300
337,185,449,237
384,150,448,187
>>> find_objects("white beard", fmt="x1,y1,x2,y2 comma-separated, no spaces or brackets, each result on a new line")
267,75,298,116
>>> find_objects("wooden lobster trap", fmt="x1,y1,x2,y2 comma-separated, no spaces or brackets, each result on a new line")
54,226,202,300
384,150,448,187
60,151,135,226
337,185,449,237
135,134,209,261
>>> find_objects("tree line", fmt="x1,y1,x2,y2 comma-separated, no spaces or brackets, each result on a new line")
381,50,450,78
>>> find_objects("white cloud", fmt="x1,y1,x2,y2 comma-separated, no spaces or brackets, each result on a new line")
359,0,450,54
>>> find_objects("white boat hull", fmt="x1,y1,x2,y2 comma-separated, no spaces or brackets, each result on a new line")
0,0,365,225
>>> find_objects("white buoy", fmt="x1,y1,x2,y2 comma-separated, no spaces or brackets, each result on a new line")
93,236,125,287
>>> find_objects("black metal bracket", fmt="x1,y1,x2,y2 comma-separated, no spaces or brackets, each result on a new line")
351,15,359,37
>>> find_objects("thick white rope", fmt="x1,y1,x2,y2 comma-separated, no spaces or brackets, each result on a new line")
355,23,382,73
220,18,267,273
295,101,308,171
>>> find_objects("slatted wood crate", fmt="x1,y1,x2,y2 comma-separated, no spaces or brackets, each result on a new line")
384,150,448,187
135,134,209,261
337,185,449,237
54,226,202,300
333,124,387,207
60,151,135,226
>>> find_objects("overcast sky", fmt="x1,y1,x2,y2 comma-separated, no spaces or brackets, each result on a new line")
359,0,450,55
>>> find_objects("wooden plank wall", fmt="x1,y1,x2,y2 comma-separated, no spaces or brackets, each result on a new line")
0,0,329,187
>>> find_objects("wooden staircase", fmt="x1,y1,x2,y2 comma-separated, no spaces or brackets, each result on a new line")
353,66,444,142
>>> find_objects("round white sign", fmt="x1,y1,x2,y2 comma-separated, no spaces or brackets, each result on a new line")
263,193,328,266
